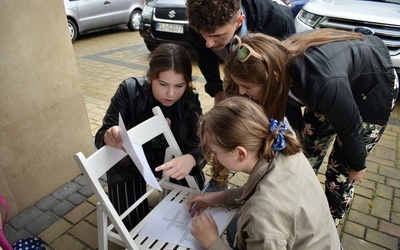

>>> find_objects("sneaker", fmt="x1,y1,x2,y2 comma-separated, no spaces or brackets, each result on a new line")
205,179,229,192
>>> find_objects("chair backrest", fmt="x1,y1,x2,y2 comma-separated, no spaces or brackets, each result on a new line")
74,106,199,250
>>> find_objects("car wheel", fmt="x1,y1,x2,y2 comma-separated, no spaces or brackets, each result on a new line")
145,42,157,52
128,9,141,31
68,19,78,42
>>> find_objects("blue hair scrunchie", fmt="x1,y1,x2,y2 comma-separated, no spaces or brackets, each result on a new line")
269,118,287,151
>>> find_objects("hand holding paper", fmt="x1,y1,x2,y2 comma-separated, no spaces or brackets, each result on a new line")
118,113,162,191
104,126,125,152
191,212,219,249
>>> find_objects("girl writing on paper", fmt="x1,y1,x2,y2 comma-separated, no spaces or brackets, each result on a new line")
188,96,340,250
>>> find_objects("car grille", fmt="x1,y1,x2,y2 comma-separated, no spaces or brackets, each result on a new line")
316,18,400,57
152,7,189,41
155,7,187,21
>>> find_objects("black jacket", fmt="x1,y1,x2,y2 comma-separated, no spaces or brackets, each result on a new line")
188,0,295,97
289,34,398,171
95,77,205,186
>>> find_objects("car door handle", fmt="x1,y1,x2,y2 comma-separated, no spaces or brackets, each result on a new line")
104,1,111,5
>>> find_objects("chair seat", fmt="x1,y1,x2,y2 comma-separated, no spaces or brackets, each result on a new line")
107,181,238,249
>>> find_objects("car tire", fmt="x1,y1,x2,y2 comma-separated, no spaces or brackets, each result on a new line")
68,19,78,42
128,9,142,31
145,42,158,52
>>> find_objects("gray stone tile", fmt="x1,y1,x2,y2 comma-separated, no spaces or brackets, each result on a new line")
380,166,400,180
8,207,43,230
370,197,391,220
99,179,107,187
3,224,16,238
365,228,399,250
51,200,75,217
388,116,400,126
25,211,60,236
67,192,87,206
6,230,33,245
36,196,60,212
100,173,107,182
52,182,82,200
78,184,94,197
341,233,385,250
73,175,88,186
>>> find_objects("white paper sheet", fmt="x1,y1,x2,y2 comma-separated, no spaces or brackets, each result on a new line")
118,113,162,191
139,200,231,249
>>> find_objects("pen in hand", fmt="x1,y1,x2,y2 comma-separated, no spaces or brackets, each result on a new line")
189,182,211,213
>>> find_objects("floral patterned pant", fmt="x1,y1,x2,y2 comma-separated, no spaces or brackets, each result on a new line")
302,109,386,226
303,71,398,226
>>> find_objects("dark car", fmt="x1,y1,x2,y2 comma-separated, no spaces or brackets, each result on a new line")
139,0,191,52
288,0,309,17
139,0,290,52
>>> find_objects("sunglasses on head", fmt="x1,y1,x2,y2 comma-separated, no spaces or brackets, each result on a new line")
229,35,265,62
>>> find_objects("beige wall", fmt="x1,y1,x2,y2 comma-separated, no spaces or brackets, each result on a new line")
0,1,94,217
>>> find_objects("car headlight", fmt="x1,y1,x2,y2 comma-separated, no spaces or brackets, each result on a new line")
298,9,322,27
142,5,154,19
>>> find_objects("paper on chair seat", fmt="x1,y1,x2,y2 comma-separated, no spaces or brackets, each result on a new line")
139,200,231,249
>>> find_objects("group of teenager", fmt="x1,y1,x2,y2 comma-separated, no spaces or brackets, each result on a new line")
95,0,399,249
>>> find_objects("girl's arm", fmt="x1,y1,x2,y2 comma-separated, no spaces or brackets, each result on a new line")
95,81,132,149
156,92,204,179
312,78,366,171
155,154,196,180
187,191,227,216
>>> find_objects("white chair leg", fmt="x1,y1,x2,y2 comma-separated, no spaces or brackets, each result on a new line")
97,203,108,250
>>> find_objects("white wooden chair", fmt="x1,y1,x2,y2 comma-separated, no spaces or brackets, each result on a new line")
74,106,236,250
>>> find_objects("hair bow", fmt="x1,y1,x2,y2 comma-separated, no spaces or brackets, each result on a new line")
269,118,287,151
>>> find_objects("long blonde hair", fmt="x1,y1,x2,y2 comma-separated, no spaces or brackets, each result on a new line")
198,96,302,165
283,28,363,57
224,29,364,121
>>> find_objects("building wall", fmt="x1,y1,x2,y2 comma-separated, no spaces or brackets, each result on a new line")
0,0,94,217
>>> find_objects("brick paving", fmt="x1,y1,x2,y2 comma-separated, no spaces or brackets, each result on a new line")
3,29,400,249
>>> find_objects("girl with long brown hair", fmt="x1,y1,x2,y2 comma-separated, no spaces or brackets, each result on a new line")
223,29,399,226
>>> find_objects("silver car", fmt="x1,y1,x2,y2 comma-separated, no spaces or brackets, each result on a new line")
294,0,400,74
64,0,145,42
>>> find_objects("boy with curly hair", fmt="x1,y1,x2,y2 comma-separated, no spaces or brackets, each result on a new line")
186,0,296,192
